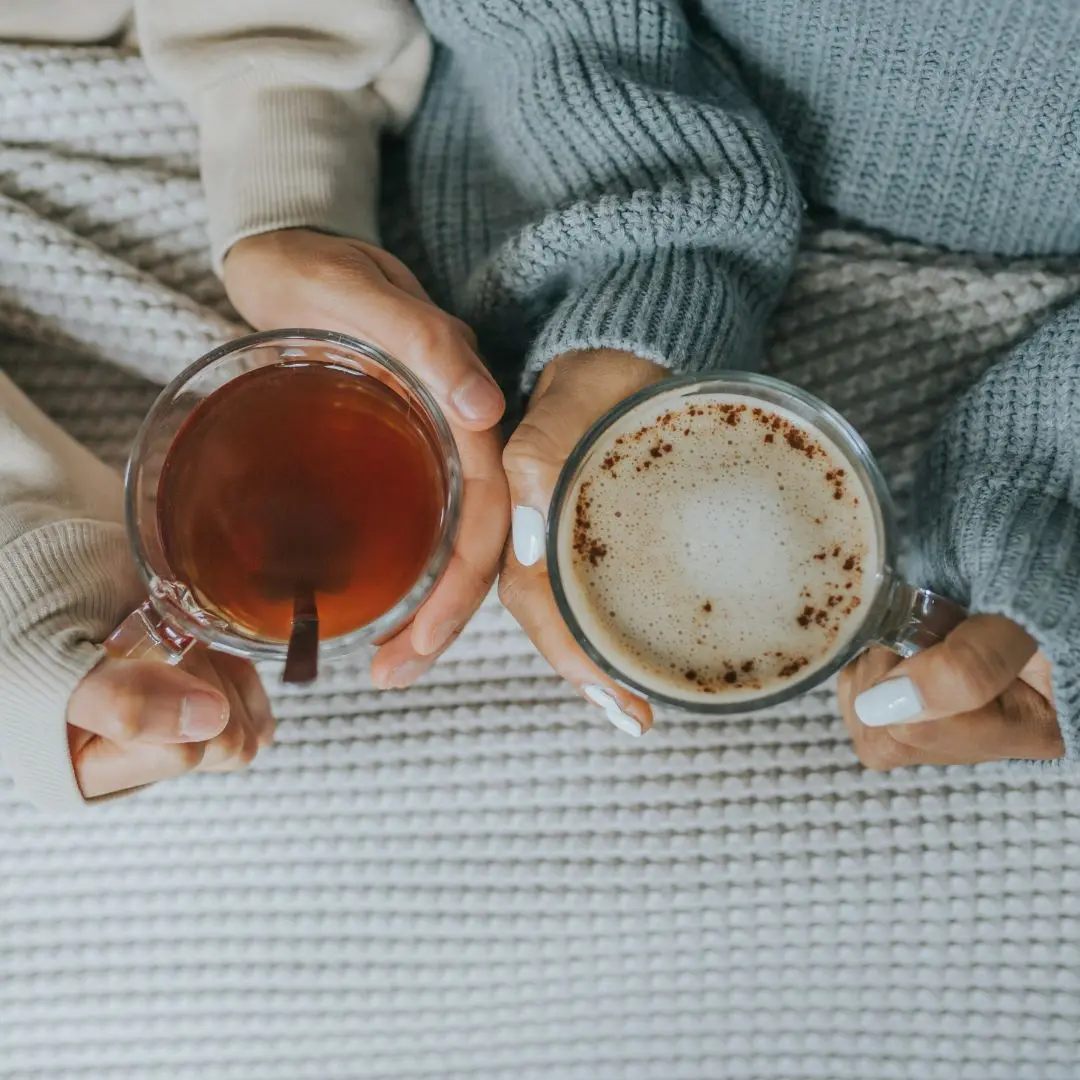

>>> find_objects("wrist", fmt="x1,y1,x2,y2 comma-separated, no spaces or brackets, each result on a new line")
537,349,668,400
224,227,326,277
223,230,382,332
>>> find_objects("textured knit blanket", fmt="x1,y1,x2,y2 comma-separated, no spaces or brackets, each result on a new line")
2,44,1080,1080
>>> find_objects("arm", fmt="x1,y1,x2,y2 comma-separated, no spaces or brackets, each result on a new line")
0,371,277,812
134,0,432,270
416,0,803,385
135,2,507,694
0,4,437,811
459,0,802,722
913,297,1080,759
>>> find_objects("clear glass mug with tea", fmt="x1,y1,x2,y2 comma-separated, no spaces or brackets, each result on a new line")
105,330,461,682
547,371,966,713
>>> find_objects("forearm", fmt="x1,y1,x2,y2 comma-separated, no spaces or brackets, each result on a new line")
135,0,431,270
414,0,802,387
0,373,142,811
914,297,1080,758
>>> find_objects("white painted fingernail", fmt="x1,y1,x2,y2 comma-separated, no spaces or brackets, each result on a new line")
855,676,924,727
512,505,545,566
583,685,643,737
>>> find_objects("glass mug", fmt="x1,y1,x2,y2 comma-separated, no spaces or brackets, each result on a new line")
547,371,966,713
105,330,461,674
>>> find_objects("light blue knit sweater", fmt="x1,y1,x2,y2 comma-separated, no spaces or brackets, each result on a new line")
389,0,1080,756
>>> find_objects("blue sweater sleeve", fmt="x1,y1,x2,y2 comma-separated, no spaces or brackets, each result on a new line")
411,0,802,388
913,298,1080,761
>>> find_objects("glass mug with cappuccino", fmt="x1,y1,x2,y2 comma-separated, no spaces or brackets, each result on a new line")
548,372,965,712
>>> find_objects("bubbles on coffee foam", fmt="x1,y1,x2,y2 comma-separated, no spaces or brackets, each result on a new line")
559,394,877,704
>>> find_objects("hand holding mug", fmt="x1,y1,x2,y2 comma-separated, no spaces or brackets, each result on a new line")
838,613,1061,768
224,230,510,686
501,349,668,735
68,651,274,799
63,223,495,800
513,362,1011,771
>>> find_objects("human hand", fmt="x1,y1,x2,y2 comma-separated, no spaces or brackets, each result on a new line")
500,349,669,737
67,650,275,799
837,613,1063,768
224,229,510,686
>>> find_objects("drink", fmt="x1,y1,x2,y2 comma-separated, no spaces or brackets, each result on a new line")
158,360,447,643
555,391,879,705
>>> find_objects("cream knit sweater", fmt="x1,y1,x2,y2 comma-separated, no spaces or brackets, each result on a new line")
0,1,431,811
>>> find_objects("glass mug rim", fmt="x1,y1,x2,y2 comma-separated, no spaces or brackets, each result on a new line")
124,328,463,664
546,370,919,715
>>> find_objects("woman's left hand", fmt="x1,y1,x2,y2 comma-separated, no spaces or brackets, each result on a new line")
838,613,1063,768
500,349,669,737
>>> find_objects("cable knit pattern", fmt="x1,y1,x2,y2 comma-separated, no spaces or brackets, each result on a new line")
401,0,1079,392
3,37,1080,1080
717,0,1080,257
402,0,803,384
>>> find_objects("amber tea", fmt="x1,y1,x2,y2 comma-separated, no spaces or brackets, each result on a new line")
158,361,447,644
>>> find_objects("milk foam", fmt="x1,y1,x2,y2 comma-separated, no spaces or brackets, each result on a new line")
557,392,879,704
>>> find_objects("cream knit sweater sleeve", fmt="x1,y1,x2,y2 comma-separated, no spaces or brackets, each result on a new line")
135,0,432,269
0,1,431,812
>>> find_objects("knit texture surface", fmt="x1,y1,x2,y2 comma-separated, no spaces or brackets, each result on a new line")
2,43,1080,1080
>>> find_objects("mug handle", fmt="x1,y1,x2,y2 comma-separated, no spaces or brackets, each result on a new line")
877,583,967,658
104,600,197,664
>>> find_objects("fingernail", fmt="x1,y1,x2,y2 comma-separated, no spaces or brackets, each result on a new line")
855,676,924,727
512,506,545,566
452,373,503,422
583,685,643,737
385,657,430,689
423,619,459,655
178,691,229,739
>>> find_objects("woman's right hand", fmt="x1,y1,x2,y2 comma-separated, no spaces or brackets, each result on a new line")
67,651,275,799
224,229,509,690
499,349,668,737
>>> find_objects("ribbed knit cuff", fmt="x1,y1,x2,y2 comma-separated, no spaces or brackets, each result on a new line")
918,480,1080,762
0,518,142,813
197,78,387,274
523,250,767,389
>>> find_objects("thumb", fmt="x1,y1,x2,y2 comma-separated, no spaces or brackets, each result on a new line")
506,351,668,567
68,658,230,745
854,614,1037,727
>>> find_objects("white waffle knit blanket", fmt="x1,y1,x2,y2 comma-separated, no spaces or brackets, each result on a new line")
2,43,1080,1080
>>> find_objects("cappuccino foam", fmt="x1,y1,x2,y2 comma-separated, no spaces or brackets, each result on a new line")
557,392,879,704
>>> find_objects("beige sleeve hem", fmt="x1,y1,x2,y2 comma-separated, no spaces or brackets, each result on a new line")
197,78,386,274
0,519,142,814
134,0,432,271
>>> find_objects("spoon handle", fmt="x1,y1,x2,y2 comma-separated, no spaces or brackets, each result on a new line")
283,586,319,684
